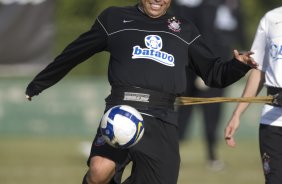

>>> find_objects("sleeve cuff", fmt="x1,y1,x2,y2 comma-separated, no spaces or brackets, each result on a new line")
25,83,41,97
231,58,252,73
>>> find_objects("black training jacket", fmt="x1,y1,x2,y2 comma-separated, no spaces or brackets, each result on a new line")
26,4,251,123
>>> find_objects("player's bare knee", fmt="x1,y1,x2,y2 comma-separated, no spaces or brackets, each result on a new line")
86,171,108,184
87,156,115,184
87,169,113,184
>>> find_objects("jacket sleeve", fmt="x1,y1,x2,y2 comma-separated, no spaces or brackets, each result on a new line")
187,36,251,88
25,19,108,97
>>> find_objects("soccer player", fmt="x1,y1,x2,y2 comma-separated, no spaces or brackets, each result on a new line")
224,6,282,184
26,0,257,183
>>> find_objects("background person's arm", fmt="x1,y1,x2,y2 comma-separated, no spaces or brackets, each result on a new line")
224,69,265,147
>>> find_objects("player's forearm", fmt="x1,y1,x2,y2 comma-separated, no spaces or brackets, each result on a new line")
26,21,108,98
188,38,251,88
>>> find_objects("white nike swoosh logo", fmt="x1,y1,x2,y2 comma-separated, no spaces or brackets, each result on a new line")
123,19,134,23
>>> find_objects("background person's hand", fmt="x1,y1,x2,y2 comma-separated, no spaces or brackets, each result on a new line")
224,115,241,147
233,49,258,69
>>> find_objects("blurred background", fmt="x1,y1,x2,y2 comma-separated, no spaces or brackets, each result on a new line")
0,0,281,184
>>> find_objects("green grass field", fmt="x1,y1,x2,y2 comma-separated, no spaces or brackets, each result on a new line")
0,137,264,184
0,77,265,184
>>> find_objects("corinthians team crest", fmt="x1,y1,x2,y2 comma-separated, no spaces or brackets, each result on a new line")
168,17,181,32
132,35,175,67
262,153,271,174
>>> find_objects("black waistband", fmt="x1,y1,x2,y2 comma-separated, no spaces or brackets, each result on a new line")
105,85,176,110
267,86,282,96
267,86,282,107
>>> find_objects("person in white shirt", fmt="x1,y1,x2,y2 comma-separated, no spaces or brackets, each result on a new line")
224,7,282,184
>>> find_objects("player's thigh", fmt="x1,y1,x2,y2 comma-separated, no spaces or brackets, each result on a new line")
126,115,180,184
259,124,282,184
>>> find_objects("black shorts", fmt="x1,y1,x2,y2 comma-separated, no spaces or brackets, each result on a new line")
259,124,282,184
88,114,180,184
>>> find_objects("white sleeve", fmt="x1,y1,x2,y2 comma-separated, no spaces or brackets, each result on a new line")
250,16,268,72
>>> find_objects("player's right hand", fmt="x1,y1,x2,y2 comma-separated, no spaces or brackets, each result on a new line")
26,95,32,101
25,84,40,101
224,115,241,147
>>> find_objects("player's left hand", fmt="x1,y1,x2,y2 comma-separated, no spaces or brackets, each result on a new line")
233,49,258,69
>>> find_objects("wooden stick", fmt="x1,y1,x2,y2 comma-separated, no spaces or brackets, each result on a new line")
175,96,273,105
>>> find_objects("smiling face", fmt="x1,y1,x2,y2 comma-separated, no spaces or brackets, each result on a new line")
139,0,172,18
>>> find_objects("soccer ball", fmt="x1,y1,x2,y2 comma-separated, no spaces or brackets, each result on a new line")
100,105,145,149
